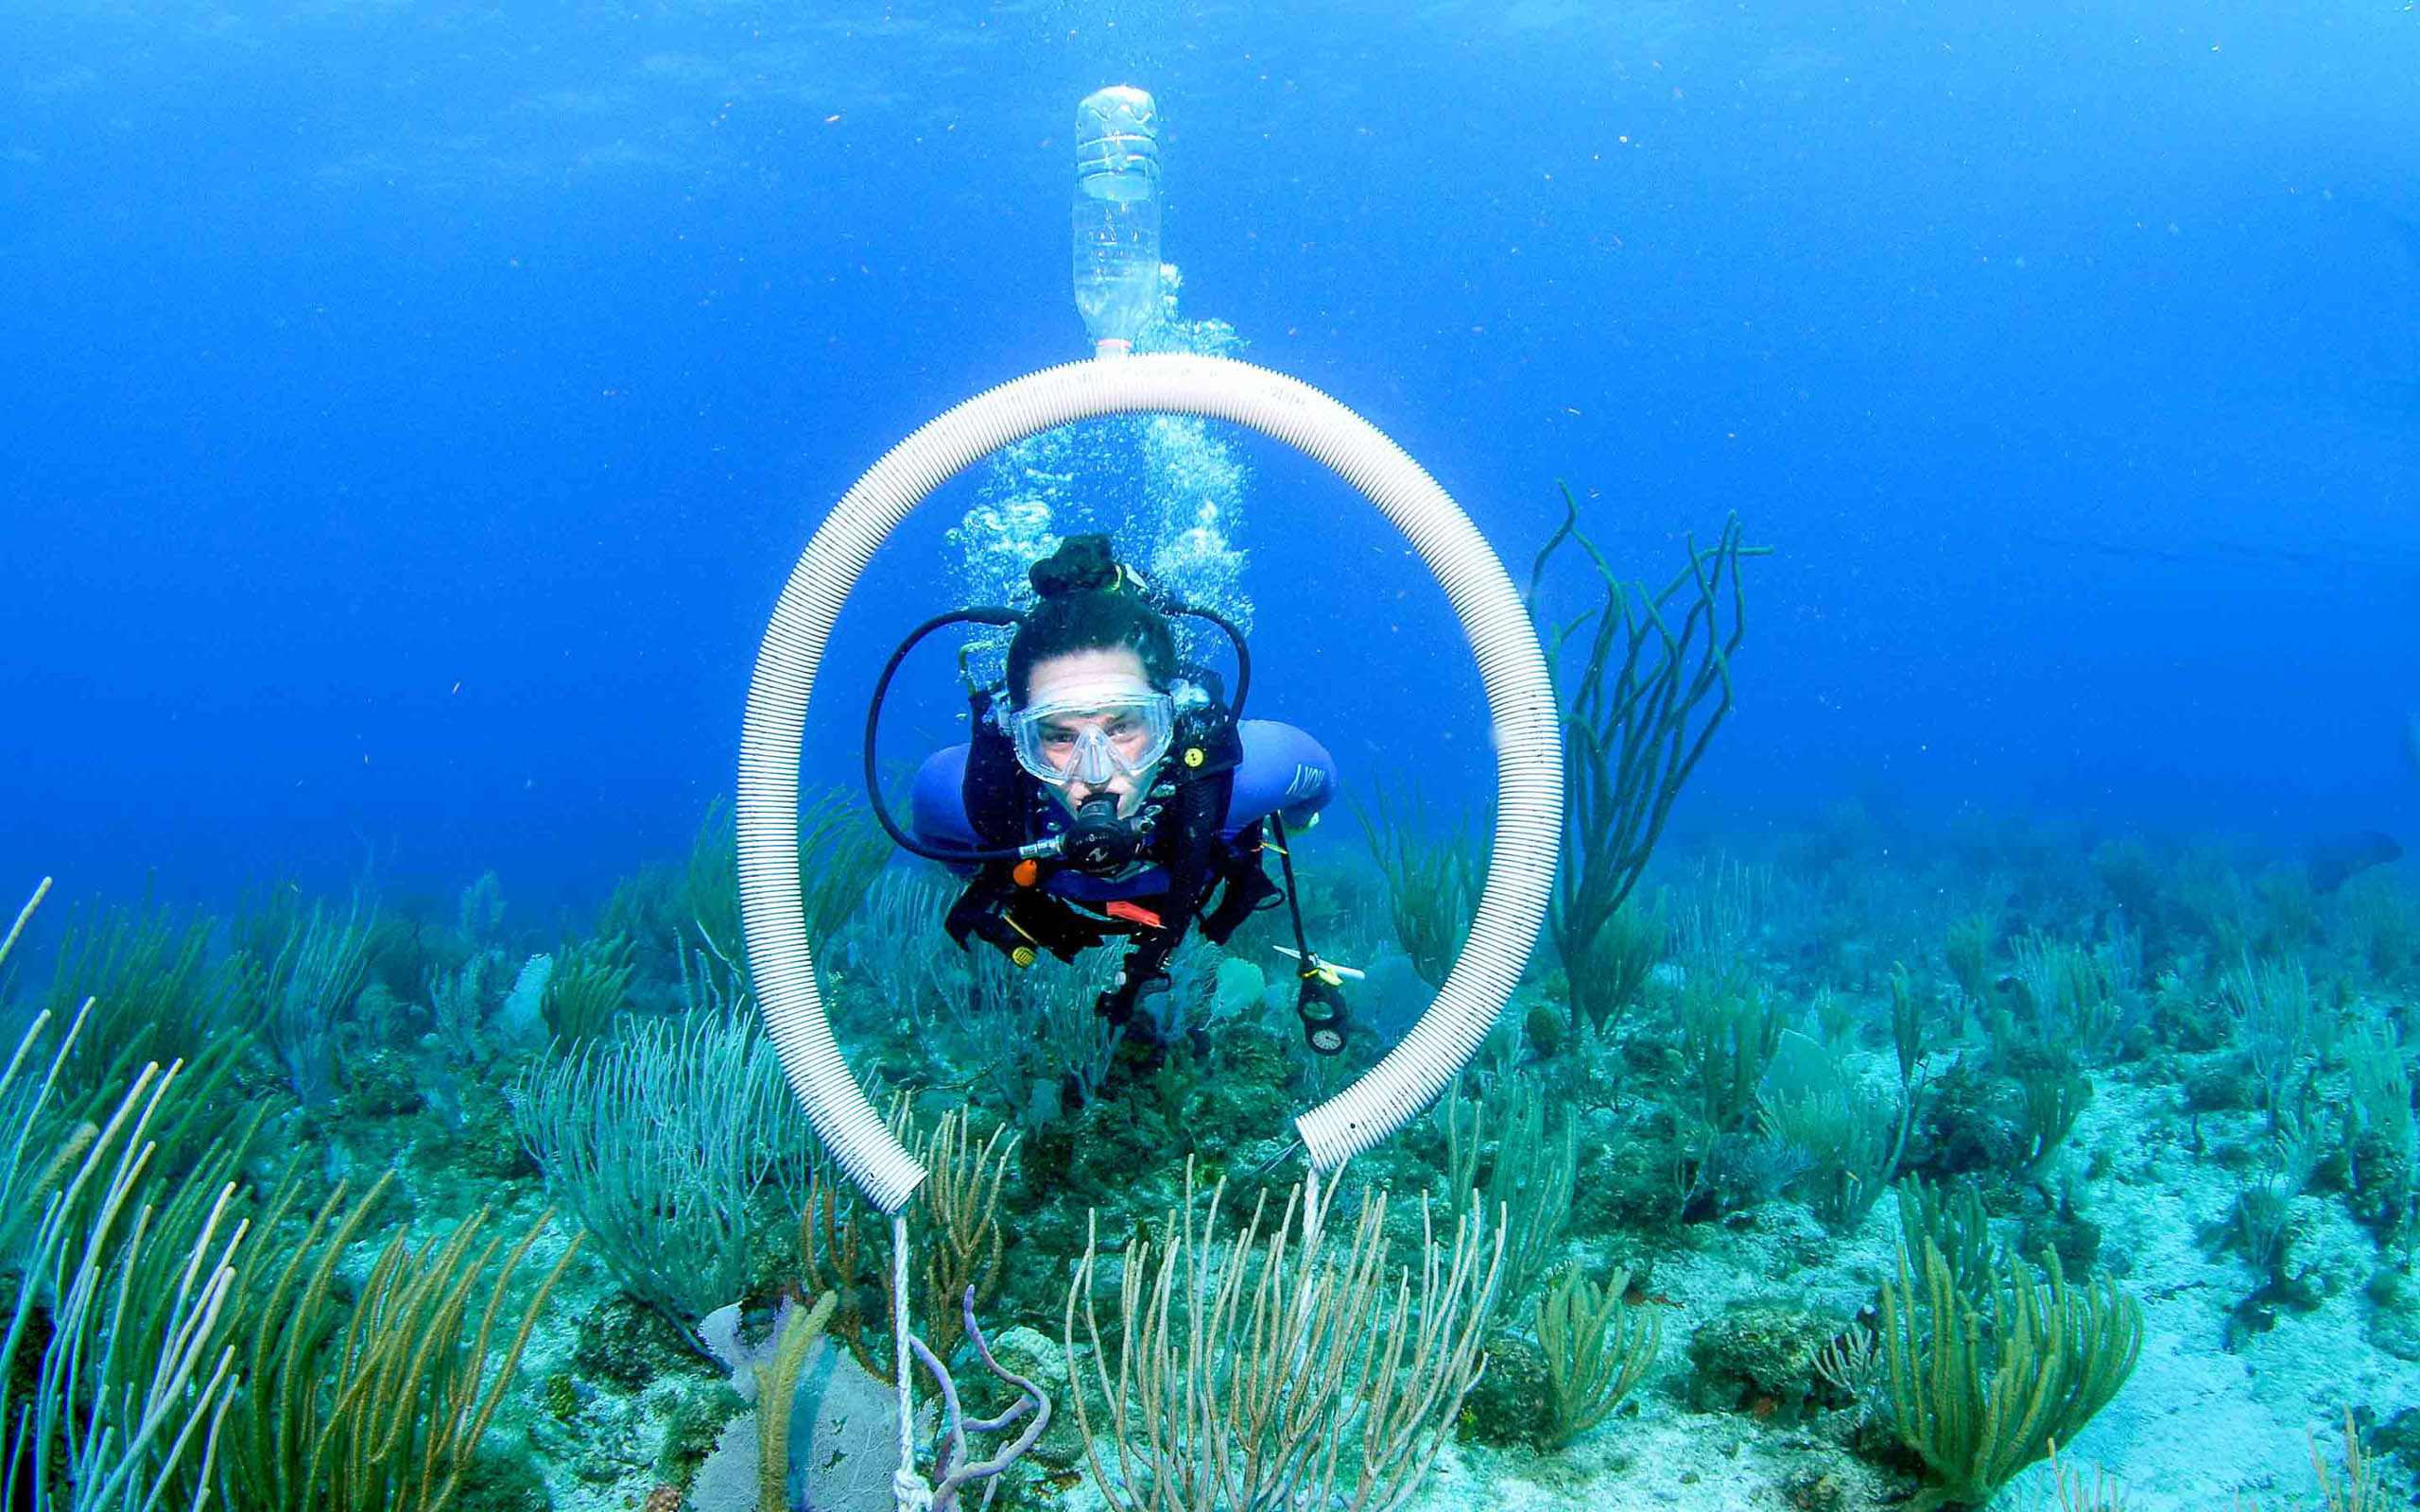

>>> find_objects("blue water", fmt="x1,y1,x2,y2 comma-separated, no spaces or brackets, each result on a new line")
2,0,2414,916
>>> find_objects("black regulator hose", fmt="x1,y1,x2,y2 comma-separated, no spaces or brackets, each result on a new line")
1175,600,1253,721
861,607,1032,865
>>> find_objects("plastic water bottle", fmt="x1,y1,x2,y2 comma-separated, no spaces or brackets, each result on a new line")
1072,86,1161,355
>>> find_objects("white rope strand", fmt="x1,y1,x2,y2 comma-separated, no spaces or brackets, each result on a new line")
891,1211,933,1512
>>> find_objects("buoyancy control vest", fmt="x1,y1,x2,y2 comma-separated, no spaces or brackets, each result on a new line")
911,681,1336,1033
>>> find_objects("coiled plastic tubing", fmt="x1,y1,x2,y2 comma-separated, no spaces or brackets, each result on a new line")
739,353,1564,1213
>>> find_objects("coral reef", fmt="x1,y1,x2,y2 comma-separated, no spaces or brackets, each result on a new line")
7,769,2418,1512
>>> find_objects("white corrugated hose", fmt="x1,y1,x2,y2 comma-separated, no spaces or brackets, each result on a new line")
739,352,1562,1202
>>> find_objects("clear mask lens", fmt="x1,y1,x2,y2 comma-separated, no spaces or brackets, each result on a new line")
1009,683,1174,787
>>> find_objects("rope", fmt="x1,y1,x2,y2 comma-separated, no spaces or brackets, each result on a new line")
1292,1161,1326,1336
891,1212,934,1512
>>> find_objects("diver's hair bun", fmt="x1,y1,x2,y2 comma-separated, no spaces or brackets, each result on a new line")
1028,534,1124,600
1006,533,1175,701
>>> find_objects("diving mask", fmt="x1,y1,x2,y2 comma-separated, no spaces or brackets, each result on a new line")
1008,677,1175,788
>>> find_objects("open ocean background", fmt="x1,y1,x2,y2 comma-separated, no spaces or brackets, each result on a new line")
3,0,2414,917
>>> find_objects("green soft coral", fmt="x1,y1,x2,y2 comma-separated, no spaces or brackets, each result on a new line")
1880,1239,2142,1508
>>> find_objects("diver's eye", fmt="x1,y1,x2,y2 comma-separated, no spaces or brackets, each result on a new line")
1105,714,1140,739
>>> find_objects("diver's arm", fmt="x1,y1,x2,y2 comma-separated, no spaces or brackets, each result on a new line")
908,744,984,870
1220,719,1338,833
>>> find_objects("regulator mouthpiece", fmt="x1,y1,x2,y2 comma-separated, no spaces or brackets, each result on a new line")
1062,797,1143,872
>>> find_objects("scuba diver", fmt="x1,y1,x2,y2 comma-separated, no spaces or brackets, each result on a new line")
865,533,1348,1069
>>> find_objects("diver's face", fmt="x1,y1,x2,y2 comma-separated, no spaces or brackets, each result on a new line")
1025,646,1160,816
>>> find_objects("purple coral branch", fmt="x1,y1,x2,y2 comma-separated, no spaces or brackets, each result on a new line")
903,1285,1052,1511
